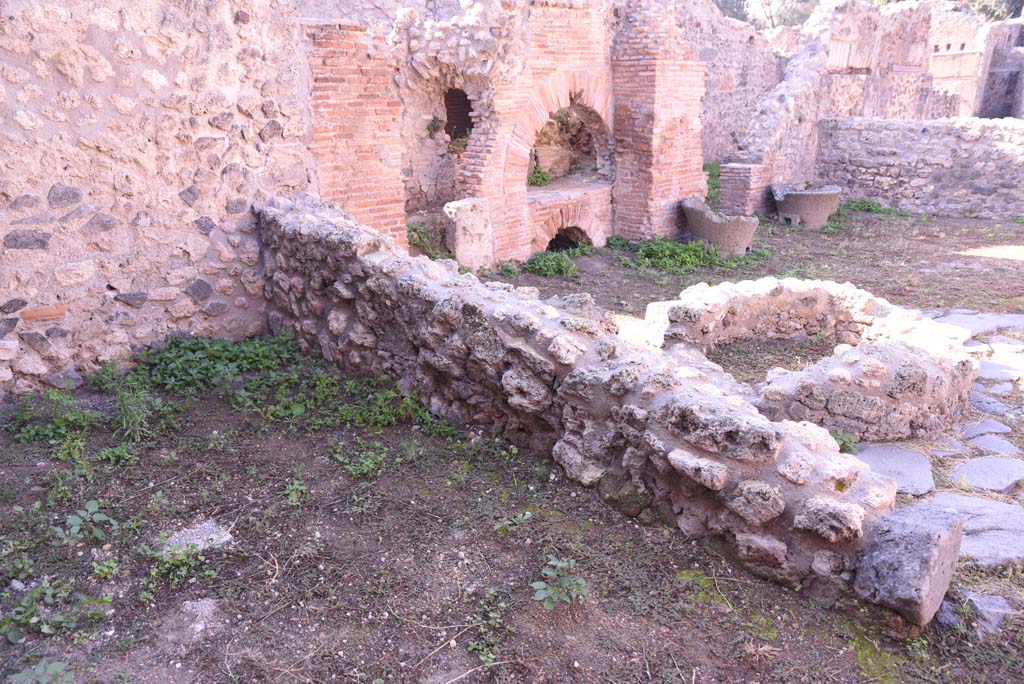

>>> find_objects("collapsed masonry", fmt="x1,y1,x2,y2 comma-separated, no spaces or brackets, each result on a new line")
259,194,963,625
646,278,979,441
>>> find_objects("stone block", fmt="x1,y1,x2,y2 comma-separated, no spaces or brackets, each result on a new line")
854,505,962,625
442,197,494,271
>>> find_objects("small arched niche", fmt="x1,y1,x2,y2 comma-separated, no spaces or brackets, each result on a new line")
444,88,473,141
527,99,613,187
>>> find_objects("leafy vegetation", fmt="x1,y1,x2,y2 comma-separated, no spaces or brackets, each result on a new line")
407,221,454,261
426,115,443,138
7,660,73,684
530,556,588,610
448,129,471,154
527,165,551,187
8,390,99,459
829,428,860,454
493,511,533,537
52,500,118,545
467,589,514,665
281,475,308,507
704,161,721,203
334,438,390,480
98,443,137,466
522,251,577,277
842,198,911,216
632,238,769,275
138,544,215,605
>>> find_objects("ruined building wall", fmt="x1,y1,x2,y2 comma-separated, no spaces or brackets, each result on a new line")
927,3,991,116
669,0,785,162
815,117,1024,218
978,21,1024,119
0,0,317,393
258,193,961,626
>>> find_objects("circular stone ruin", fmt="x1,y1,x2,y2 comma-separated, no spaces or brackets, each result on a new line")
644,277,979,441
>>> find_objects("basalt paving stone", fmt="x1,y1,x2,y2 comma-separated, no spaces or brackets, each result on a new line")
920,493,1024,566
949,456,1024,494
968,433,1021,456
970,391,1012,416
856,444,935,496
931,436,967,457
960,418,1012,440
935,312,1024,336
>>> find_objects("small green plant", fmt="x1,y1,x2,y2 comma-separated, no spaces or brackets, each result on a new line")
333,438,389,480
0,577,107,643
91,558,120,581
138,544,215,604
98,443,137,466
830,428,859,454
7,660,73,684
449,129,471,154
113,375,162,444
2,553,34,582
426,115,443,138
89,360,123,394
530,555,588,610
52,500,118,545
493,511,533,537
281,475,308,507
522,251,577,277
704,162,721,203
1011,216,1024,225
527,165,551,187
407,221,454,261
467,589,514,665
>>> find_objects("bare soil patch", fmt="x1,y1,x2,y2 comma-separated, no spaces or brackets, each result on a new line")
706,336,836,385
488,212,1024,317
1,338,1022,684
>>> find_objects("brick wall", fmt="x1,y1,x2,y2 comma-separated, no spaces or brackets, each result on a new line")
307,25,407,248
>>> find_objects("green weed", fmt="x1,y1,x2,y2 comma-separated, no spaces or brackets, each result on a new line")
830,428,859,454
98,443,137,467
704,162,721,203
138,544,216,604
493,512,533,537
281,475,308,507
467,589,514,665
334,438,390,480
8,390,99,459
91,559,120,581
7,660,73,684
527,165,551,186
530,556,588,610
842,198,911,216
52,500,118,545
407,221,454,261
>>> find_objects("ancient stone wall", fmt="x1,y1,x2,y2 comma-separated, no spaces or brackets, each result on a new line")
258,193,961,625
0,0,317,393
815,117,1024,218
978,22,1024,119
670,0,784,162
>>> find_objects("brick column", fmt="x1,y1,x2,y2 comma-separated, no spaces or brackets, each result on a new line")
307,25,407,249
612,22,706,241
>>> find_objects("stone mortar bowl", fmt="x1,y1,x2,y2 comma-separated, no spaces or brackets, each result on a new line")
681,196,759,257
772,184,842,230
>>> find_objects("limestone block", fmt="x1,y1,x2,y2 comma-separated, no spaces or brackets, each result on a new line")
442,197,494,270
854,505,962,625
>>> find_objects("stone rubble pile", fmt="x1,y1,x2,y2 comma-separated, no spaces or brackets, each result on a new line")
258,194,961,625
645,277,978,440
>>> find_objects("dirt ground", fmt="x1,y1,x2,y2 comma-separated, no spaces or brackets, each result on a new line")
489,212,1024,318
2,210,1024,684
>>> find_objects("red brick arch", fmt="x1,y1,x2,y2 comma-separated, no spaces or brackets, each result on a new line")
494,68,613,262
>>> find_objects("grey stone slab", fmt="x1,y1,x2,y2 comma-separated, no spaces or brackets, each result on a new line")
931,436,967,457
960,418,1012,440
967,593,1017,638
968,434,1021,456
988,382,1016,396
950,456,1024,493
856,444,935,496
922,493,1024,566
936,312,1024,336
970,391,1011,416
978,358,1024,383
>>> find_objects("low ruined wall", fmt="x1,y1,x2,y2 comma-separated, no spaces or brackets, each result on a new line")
258,194,960,625
0,0,317,393
816,117,1024,218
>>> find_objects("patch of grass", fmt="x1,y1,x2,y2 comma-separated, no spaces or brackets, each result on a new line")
112,375,163,444
604,235,634,251
630,238,767,275
138,544,216,605
1012,216,1024,225
407,221,453,261
704,162,721,203
7,390,100,459
530,556,588,610
0,577,109,644
7,660,73,684
843,198,911,216
522,251,577,277
91,559,120,581
675,567,727,606
334,438,390,480
527,165,551,187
